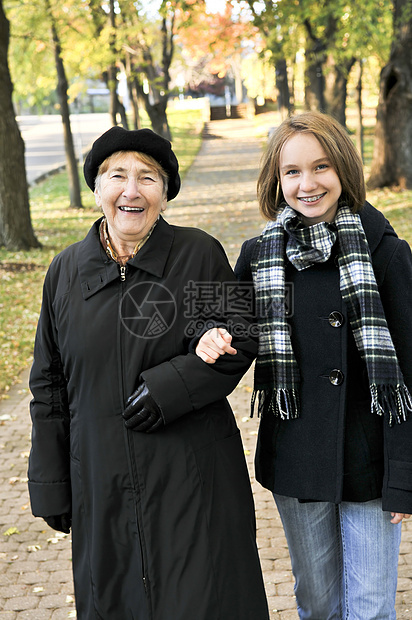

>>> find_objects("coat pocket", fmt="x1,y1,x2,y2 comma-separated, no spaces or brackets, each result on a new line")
388,459,412,491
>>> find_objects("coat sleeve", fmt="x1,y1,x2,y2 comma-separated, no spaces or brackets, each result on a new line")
378,238,412,514
141,237,258,425
28,268,72,518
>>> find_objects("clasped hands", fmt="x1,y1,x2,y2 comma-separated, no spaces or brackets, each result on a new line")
123,331,232,432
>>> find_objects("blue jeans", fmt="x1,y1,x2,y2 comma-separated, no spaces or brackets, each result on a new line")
274,495,402,619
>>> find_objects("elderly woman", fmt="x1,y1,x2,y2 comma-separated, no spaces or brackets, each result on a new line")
28,127,269,620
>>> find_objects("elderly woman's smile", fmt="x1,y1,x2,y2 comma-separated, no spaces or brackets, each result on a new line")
95,152,167,255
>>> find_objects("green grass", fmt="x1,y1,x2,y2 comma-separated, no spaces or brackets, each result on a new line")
0,108,204,398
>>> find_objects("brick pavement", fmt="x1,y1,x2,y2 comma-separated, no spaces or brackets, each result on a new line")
1,115,412,618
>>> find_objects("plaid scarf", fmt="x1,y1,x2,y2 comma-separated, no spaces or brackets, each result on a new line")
251,204,412,425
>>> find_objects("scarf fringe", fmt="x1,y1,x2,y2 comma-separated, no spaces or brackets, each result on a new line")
370,384,412,426
251,388,300,420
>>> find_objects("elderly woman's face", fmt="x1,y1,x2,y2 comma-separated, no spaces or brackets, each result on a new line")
95,152,167,248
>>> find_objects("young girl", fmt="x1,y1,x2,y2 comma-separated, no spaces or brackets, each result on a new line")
196,111,412,619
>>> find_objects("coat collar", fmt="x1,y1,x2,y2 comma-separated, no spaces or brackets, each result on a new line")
78,216,175,300
358,200,397,253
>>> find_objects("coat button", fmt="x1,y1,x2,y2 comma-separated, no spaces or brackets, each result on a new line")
329,369,344,385
328,311,344,327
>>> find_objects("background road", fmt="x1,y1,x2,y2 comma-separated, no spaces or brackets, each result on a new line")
17,113,112,186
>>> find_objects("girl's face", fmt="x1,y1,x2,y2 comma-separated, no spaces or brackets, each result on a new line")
279,133,342,226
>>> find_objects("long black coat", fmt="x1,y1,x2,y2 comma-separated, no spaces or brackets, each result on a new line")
28,217,269,620
235,202,412,514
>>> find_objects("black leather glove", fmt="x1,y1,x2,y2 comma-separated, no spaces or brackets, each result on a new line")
43,513,71,534
122,381,164,433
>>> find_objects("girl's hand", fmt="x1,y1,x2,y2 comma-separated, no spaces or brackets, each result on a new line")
391,512,411,524
195,327,237,364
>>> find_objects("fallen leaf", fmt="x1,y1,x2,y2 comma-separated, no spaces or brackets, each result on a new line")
9,476,28,485
47,531,68,543
3,527,20,537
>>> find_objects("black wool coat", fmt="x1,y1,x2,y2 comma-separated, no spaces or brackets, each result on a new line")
28,216,269,620
235,202,412,514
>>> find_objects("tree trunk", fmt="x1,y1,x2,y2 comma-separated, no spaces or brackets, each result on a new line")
125,52,141,130
117,97,129,129
128,77,142,131
131,74,171,140
304,49,326,112
105,67,129,129
368,0,412,189
132,12,173,141
145,100,172,141
356,59,364,162
275,58,291,119
323,55,356,127
0,0,40,249
107,0,118,127
108,65,118,126
304,20,326,112
48,4,83,208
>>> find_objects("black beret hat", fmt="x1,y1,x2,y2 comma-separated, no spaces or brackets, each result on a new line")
83,126,181,201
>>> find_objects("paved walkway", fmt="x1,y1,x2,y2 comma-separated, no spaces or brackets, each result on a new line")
1,116,412,619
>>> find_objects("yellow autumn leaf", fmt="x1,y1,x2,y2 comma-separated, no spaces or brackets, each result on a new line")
3,527,20,536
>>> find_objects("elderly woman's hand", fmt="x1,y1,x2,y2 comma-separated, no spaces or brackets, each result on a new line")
43,513,71,534
123,381,164,433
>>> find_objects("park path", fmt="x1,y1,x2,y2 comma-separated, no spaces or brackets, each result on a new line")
1,114,412,619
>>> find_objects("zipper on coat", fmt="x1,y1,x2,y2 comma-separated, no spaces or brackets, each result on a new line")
127,431,152,609
143,576,148,595
118,275,153,616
